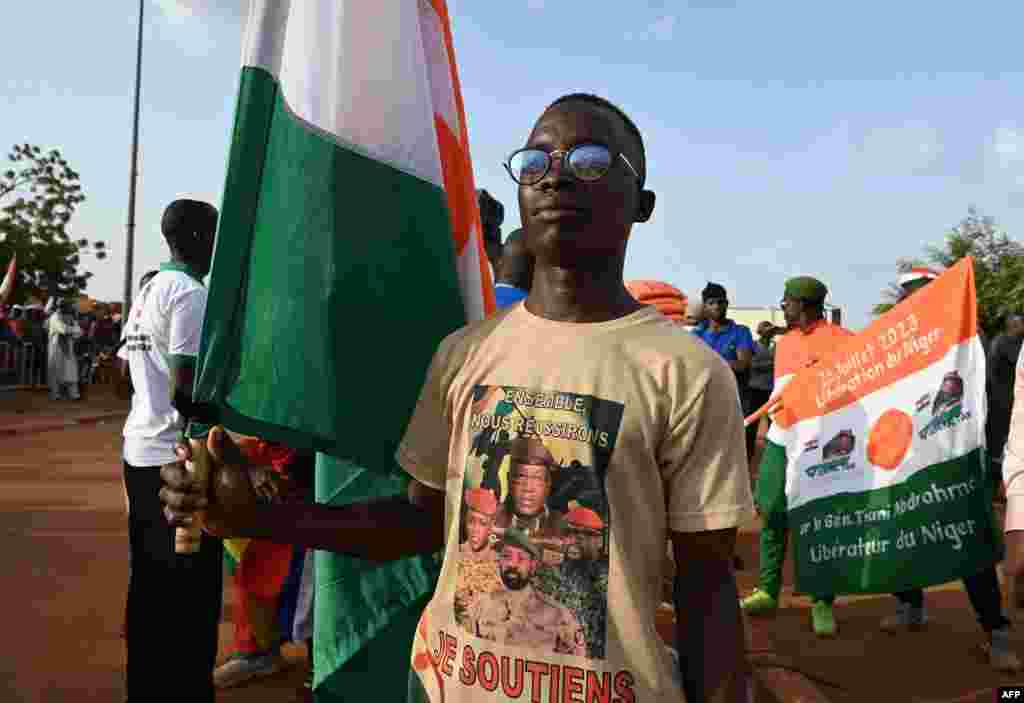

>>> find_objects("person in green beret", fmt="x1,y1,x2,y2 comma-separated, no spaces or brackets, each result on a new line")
741,276,853,638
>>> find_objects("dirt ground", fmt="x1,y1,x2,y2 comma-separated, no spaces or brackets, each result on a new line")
0,389,307,703
2,386,1024,702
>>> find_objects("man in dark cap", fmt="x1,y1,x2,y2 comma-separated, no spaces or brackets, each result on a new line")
743,275,852,638
693,282,755,448
120,198,221,701
692,282,754,380
492,228,532,309
495,435,565,539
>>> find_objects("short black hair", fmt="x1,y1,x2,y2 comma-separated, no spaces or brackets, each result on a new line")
546,93,646,185
702,282,728,302
161,199,218,251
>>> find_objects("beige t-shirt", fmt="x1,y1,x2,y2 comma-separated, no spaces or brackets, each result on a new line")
397,303,754,703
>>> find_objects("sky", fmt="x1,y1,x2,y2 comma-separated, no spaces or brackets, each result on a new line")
4,1,1024,330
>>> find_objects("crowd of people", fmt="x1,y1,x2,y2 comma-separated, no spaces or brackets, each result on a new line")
0,293,125,398
108,93,1024,703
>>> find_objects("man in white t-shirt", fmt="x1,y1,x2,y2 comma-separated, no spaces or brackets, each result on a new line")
159,95,754,702
120,199,220,703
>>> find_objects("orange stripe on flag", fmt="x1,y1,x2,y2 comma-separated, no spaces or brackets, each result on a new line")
774,258,977,428
434,116,473,254
425,0,495,316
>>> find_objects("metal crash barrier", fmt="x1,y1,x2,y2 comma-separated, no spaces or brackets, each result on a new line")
0,342,44,389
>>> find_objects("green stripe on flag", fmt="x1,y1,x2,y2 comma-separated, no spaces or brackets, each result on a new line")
790,448,1000,594
312,455,440,689
195,66,462,695
195,66,467,465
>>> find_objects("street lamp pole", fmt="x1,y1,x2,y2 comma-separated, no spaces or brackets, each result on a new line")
123,0,144,316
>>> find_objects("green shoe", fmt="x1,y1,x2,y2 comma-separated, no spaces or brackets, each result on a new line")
811,601,836,638
740,589,778,615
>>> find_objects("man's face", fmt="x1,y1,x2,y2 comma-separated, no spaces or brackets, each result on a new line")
499,545,537,590
565,527,602,561
1008,316,1024,337
465,509,494,552
518,103,645,266
704,297,728,322
509,463,550,518
781,297,802,326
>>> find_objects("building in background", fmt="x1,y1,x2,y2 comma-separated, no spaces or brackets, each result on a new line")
729,305,843,331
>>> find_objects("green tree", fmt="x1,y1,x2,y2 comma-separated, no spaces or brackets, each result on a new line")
874,206,1024,337
0,143,104,305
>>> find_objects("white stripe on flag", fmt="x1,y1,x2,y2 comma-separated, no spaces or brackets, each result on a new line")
245,0,444,186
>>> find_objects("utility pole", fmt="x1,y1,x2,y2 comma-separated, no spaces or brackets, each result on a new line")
123,0,144,315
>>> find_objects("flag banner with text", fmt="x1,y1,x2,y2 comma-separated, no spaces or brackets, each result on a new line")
757,258,1000,595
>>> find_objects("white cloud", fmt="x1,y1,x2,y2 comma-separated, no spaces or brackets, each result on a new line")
626,15,677,42
526,0,546,10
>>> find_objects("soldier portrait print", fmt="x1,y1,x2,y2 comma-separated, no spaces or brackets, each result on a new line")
822,429,855,460
457,386,623,660
932,370,965,415
454,488,503,630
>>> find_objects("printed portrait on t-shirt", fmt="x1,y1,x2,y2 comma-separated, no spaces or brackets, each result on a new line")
454,385,624,661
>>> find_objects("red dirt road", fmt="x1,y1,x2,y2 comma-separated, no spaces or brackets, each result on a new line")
3,387,1024,702
0,390,308,703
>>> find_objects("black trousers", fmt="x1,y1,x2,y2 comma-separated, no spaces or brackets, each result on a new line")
124,462,223,702
894,564,1009,633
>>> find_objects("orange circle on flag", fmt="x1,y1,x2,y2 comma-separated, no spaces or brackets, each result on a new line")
867,409,914,470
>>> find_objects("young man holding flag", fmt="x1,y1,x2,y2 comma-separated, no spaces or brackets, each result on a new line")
741,276,850,637
161,94,754,703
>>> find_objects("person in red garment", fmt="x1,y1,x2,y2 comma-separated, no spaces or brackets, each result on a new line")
215,437,314,689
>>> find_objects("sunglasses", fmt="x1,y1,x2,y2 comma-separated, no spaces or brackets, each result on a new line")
504,143,641,186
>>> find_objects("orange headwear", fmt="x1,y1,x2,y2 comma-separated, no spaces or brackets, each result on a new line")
464,487,498,516
565,506,605,531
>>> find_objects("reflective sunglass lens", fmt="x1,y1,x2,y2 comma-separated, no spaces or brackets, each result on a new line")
568,144,612,181
509,150,549,184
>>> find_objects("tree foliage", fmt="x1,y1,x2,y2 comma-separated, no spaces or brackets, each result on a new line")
875,206,1024,337
0,144,104,305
